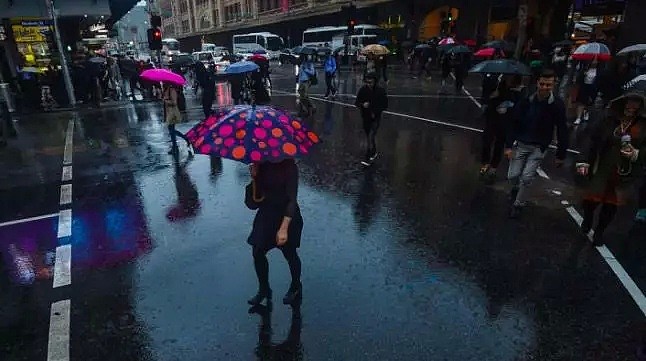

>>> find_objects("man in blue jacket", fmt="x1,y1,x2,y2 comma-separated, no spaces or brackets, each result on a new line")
323,53,337,99
504,68,568,218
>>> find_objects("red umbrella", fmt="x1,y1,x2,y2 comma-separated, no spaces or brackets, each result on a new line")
463,39,476,47
572,42,612,62
250,54,268,61
474,48,496,57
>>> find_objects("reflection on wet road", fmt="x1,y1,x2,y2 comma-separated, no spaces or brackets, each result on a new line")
1,65,645,361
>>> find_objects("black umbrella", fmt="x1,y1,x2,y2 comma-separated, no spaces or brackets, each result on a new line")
437,43,457,53
553,39,574,47
415,43,432,50
447,45,472,55
299,47,317,55
469,59,531,76
483,40,513,51
624,75,646,93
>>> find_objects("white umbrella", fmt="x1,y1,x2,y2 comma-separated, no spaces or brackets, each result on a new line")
438,37,455,45
617,44,646,55
624,75,646,92
572,42,611,61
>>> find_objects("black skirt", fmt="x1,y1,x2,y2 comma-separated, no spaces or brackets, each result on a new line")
247,204,303,252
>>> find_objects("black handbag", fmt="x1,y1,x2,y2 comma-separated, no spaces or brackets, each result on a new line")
244,180,264,210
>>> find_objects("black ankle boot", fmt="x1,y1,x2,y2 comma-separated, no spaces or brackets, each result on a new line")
592,231,605,247
283,282,302,305
248,288,272,305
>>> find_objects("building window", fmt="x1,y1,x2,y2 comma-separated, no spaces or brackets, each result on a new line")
181,19,190,33
200,15,211,29
179,1,189,14
213,9,220,26
164,24,175,36
225,3,242,22
260,0,280,12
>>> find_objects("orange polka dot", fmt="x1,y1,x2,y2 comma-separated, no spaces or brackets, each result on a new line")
291,121,302,129
258,141,267,149
271,128,283,138
232,146,246,160
282,142,297,156
236,129,246,139
307,132,319,143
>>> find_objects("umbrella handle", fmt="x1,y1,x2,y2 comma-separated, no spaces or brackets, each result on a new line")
252,180,265,203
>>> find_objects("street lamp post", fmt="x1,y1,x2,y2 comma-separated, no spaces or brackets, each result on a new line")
46,0,76,106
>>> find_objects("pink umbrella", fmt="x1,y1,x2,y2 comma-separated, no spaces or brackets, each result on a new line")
140,68,186,86
572,42,612,62
438,37,456,45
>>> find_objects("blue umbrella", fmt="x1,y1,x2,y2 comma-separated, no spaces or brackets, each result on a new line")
223,61,260,74
252,49,267,55
415,43,431,50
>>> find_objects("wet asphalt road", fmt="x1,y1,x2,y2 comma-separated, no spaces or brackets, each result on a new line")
1,64,646,361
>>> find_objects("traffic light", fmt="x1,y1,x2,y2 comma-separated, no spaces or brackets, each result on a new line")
147,27,162,50
346,3,357,34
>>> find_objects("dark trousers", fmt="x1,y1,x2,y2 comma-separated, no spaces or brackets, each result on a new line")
253,246,301,292
581,200,617,236
168,124,190,149
639,177,646,209
481,118,506,168
324,73,336,97
202,90,215,118
362,113,381,158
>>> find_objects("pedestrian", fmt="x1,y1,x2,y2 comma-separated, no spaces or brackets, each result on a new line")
163,83,192,155
440,54,452,93
202,65,216,118
323,51,337,99
355,72,388,166
296,54,316,117
576,93,646,245
453,54,469,95
574,59,600,125
245,159,303,306
505,68,569,218
480,75,523,182
378,55,389,84
229,73,243,105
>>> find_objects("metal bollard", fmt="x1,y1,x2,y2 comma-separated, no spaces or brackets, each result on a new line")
0,83,15,113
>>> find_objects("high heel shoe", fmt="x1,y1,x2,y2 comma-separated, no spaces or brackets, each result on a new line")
283,282,302,305
247,289,272,305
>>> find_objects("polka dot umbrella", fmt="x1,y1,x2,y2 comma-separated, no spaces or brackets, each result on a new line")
185,105,320,164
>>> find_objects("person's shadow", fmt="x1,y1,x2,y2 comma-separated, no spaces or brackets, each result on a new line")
166,152,201,221
249,301,303,361
353,168,381,236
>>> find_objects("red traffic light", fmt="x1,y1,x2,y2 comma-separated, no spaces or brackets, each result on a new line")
153,29,161,39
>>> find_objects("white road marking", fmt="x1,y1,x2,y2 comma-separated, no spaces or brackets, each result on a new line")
461,87,483,109
53,245,71,288
565,206,646,317
536,167,550,180
61,166,72,182
59,184,72,205
47,299,70,361
57,209,72,239
272,89,582,155
63,118,74,165
0,213,59,228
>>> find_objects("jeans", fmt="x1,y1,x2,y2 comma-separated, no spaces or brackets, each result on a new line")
324,73,336,97
362,114,381,158
297,81,313,115
508,142,546,206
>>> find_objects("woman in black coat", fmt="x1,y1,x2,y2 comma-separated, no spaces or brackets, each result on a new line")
245,159,304,306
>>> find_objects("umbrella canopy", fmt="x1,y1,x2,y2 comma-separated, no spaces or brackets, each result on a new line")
553,39,574,47
483,40,512,50
223,61,260,74
447,45,472,55
249,54,268,62
185,105,320,164
617,44,646,56
252,49,267,55
572,42,611,61
437,43,457,53
608,92,646,116
624,75,646,93
474,47,498,58
438,37,455,45
140,68,186,85
361,44,390,56
415,43,432,50
469,59,531,76
299,47,317,55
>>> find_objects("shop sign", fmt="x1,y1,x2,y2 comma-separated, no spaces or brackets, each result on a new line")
12,24,50,43
89,24,106,33
20,20,53,27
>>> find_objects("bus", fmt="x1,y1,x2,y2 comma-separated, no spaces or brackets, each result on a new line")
162,38,180,64
302,24,387,48
232,32,284,60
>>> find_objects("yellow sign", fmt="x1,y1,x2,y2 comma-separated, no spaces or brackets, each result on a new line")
12,24,48,43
